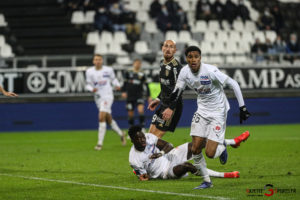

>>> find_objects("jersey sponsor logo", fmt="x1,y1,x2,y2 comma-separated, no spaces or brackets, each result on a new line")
103,73,110,78
160,78,170,85
200,76,211,85
96,80,107,86
194,87,211,94
130,79,141,84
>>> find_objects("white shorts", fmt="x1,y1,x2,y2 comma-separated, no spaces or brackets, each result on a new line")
94,96,113,114
190,112,226,144
163,143,189,179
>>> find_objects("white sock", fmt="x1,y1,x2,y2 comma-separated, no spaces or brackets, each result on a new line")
207,169,224,178
110,120,123,136
225,139,236,146
98,122,107,146
213,143,226,158
193,153,211,183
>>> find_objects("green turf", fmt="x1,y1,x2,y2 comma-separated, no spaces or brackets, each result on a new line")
0,124,299,200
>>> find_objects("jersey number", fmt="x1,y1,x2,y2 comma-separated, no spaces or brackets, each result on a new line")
192,113,201,123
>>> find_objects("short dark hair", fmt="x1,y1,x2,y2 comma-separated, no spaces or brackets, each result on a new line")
94,54,103,58
185,46,201,56
128,125,142,139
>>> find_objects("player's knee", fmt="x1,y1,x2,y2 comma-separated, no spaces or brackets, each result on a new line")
205,149,215,159
191,146,201,155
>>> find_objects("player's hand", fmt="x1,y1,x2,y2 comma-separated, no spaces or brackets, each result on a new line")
92,88,98,93
149,153,163,159
162,108,173,121
3,91,18,97
147,99,160,111
115,86,121,91
139,174,149,181
121,92,127,99
240,106,251,124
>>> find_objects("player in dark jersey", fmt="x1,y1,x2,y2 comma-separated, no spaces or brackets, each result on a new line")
122,59,152,130
148,40,183,138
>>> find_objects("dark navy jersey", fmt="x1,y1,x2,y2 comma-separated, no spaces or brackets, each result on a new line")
158,58,183,106
122,70,150,101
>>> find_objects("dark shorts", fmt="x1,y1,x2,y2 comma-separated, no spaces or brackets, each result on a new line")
126,98,144,111
151,102,183,132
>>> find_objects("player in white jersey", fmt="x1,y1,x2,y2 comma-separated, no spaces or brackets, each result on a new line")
86,54,126,150
128,125,240,180
163,46,251,189
0,85,18,97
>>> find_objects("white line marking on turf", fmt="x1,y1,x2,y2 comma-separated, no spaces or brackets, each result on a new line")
0,173,232,200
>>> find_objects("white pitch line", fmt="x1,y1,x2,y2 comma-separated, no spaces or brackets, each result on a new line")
0,173,232,200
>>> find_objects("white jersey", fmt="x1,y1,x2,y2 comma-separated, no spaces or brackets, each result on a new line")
176,63,230,118
85,66,120,99
129,133,170,179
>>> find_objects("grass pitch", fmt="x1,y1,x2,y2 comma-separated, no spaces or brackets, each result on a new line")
0,124,299,200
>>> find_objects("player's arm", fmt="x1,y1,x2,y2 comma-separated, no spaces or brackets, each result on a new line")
139,173,150,181
111,69,121,90
148,92,161,111
225,77,251,124
212,67,251,124
149,139,174,159
130,164,149,181
0,86,18,97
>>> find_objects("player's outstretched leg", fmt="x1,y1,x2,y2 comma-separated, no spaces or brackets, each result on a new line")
224,171,240,178
225,131,250,148
219,143,228,165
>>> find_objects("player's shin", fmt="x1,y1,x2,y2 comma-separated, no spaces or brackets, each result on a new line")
98,122,107,145
110,120,123,136
207,169,224,178
213,143,226,158
224,139,236,146
192,153,211,182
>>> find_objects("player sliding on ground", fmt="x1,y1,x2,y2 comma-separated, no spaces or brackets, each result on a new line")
164,46,251,189
128,125,240,181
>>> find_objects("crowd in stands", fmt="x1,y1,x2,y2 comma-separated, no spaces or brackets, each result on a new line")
195,0,250,29
251,33,300,63
59,0,300,64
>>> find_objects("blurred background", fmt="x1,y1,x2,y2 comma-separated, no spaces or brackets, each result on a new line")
0,0,300,132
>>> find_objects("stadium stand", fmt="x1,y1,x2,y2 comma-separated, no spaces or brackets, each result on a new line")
0,0,93,57
0,0,299,67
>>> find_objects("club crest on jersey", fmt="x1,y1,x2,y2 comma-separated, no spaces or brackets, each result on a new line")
200,75,211,85
213,123,222,136
165,65,171,76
